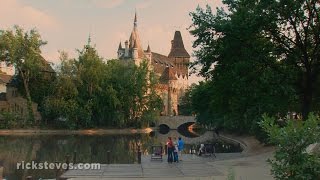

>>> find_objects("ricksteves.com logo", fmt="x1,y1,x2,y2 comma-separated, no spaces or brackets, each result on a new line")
17,161,101,170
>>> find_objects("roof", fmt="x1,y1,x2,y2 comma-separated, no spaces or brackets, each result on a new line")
151,52,189,79
159,67,177,83
146,44,151,53
151,52,174,75
118,42,122,50
168,31,190,58
39,56,55,74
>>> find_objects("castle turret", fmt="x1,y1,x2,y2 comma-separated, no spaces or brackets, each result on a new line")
118,41,122,50
168,31,190,58
129,11,144,60
133,40,138,60
147,44,151,53
124,40,129,57
117,41,123,58
145,43,152,62
168,31,190,80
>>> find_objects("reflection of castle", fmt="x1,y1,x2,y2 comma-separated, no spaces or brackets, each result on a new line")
117,13,190,116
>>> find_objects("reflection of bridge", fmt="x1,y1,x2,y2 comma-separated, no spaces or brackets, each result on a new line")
154,130,215,145
156,116,196,129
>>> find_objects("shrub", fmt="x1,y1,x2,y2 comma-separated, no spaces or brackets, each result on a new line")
260,113,320,180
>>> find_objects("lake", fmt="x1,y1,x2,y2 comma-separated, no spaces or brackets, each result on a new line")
0,129,242,179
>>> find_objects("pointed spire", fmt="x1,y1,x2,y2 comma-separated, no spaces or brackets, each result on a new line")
147,43,151,52
118,41,122,50
168,31,190,58
134,10,137,28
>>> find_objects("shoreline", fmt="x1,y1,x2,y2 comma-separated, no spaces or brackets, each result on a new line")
0,128,154,135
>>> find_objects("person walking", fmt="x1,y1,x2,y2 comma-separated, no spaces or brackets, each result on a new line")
166,137,174,163
178,137,184,161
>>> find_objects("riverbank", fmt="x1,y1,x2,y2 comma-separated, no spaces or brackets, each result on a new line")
0,128,154,135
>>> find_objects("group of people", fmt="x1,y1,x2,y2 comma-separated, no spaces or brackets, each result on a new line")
166,137,184,163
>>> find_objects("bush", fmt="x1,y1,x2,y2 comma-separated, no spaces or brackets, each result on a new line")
260,113,320,180
0,112,24,129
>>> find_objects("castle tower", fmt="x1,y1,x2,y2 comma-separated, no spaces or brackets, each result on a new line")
168,31,190,110
116,12,191,116
168,31,190,78
160,67,178,116
128,11,144,64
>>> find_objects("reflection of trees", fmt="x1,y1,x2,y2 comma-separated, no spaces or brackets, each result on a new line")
0,134,157,179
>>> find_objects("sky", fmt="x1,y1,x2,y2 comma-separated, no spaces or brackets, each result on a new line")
0,0,223,84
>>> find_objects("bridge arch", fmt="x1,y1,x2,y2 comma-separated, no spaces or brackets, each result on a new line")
156,116,196,130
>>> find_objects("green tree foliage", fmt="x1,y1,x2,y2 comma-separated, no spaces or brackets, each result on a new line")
260,114,320,179
0,26,49,124
178,83,196,116
188,0,319,136
43,45,162,128
258,0,320,119
190,81,215,128
189,2,295,135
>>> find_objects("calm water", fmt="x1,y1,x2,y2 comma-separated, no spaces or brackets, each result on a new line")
0,130,242,179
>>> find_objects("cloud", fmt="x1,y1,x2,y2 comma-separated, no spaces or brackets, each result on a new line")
91,0,124,9
0,0,60,31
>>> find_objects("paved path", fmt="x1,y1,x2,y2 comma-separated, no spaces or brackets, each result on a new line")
61,152,273,180
62,154,223,179
61,134,275,180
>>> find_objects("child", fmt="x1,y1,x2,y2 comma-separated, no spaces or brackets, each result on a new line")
173,137,179,162
198,144,205,156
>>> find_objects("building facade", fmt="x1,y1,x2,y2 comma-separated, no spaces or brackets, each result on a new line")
117,13,190,116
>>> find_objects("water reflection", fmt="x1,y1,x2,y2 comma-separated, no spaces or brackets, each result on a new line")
0,129,241,179
0,134,153,179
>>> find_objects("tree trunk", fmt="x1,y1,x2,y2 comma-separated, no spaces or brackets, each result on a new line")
20,69,35,124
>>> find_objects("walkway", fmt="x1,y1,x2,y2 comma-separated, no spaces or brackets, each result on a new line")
61,134,275,180
62,153,228,179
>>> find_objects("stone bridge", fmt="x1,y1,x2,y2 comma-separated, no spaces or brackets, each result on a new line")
156,116,196,129
154,130,215,146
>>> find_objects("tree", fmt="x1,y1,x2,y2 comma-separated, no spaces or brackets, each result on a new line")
0,26,47,124
189,0,320,121
178,83,196,116
259,0,320,119
189,2,296,136
260,114,320,179
43,43,162,128
42,51,84,128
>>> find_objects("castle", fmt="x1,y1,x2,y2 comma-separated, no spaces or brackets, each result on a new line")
117,13,190,116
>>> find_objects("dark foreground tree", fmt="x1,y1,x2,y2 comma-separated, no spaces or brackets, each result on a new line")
188,0,319,136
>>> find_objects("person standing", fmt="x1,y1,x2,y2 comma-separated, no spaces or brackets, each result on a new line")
178,137,184,161
166,137,174,163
